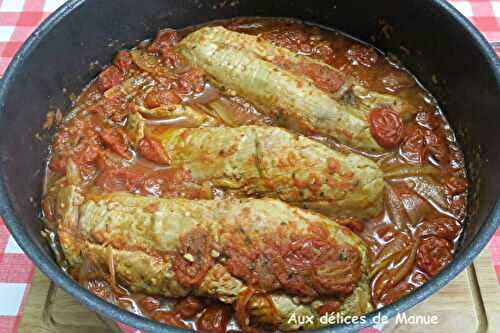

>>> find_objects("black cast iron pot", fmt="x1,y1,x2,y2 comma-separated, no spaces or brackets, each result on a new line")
0,0,499,332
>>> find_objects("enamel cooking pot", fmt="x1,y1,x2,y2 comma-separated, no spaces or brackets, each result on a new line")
0,0,499,332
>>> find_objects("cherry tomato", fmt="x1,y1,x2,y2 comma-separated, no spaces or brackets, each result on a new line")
196,305,232,333
175,296,205,319
369,107,404,148
416,236,453,276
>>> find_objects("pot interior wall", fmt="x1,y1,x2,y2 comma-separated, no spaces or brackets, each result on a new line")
0,0,498,294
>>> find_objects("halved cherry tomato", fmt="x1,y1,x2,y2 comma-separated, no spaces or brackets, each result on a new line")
175,296,205,319
196,305,232,333
369,107,404,148
416,236,453,276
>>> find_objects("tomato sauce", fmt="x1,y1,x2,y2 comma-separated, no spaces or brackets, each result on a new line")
42,18,468,332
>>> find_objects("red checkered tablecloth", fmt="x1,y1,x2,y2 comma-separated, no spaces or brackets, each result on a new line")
0,1,499,333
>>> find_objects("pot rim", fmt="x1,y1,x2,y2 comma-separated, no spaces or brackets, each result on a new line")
0,0,499,332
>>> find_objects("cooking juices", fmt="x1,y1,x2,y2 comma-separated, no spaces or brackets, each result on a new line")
41,18,468,332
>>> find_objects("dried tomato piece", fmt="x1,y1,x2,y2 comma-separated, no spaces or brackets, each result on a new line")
99,128,131,159
369,107,404,149
138,138,170,164
95,167,146,192
97,66,124,92
416,236,453,276
144,89,182,108
196,305,232,333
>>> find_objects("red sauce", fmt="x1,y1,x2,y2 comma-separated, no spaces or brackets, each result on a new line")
113,50,134,72
97,66,124,92
223,223,362,298
42,17,468,332
173,228,214,288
